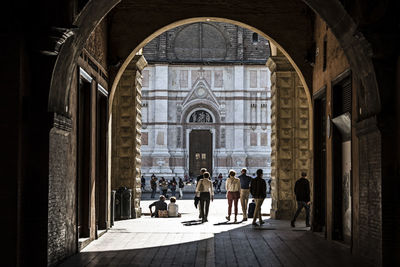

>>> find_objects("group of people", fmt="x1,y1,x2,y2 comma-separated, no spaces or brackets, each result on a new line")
148,175,185,199
149,195,181,218
147,168,311,228
194,167,267,226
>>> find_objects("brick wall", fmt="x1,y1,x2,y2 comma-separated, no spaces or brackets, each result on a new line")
48,114,76,266
143,22,269,63
357,120,382,265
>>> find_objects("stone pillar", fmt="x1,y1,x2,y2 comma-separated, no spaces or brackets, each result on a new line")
233,65,247,168
149,64,172,175
112,55,147,218
267,51,311,219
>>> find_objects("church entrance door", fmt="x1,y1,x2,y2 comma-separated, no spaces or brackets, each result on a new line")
189,130,212,177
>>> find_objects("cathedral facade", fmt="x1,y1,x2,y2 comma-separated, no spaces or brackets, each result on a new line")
140,22,272,178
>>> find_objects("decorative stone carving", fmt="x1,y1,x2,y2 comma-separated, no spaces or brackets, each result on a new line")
189,110,213,123
267,52,311,220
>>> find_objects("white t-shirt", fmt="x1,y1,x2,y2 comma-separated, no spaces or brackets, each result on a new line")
168,203,179,217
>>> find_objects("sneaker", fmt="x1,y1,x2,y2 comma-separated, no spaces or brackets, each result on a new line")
290,221,295,227
252,222,259,227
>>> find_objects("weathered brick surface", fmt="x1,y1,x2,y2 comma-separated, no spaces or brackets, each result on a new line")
143,22,269,63
48,113,76,267
358,129,382,265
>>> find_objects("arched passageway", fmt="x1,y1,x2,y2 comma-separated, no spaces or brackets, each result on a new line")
109,17,312,224
2,1,399,267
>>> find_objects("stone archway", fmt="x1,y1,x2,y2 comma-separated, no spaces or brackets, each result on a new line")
45,1,385,264
109,18,313,222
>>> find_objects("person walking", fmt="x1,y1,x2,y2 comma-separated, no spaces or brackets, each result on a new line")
178,177,184,199
225,170,241,222
150,176,157,198
250,169,267,226
196,168,207,218
195,172,214,223
291,172,311,227
238,168,253,221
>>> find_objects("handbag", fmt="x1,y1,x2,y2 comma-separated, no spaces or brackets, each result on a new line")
158,210,168,218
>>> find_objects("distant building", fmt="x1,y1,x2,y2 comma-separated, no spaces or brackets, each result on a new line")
141,22,271,178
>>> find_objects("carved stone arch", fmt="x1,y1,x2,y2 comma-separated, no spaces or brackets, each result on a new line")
187,109,215,123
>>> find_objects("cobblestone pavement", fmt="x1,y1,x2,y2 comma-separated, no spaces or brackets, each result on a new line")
60,199,370,267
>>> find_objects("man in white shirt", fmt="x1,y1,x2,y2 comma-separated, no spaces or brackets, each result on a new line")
196,172,214,222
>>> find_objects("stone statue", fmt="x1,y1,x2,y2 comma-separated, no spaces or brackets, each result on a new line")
205,113,211,122
198,111,205,122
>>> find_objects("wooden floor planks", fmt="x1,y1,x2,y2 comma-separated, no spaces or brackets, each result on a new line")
61,219,370,267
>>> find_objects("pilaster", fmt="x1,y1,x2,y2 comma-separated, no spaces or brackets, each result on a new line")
112,55,147,218
267,54,311,220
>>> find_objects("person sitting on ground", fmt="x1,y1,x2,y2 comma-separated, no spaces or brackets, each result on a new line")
149,195,167,218
168,197,181,217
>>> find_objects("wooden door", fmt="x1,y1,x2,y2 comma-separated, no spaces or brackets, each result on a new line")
189,130,212,177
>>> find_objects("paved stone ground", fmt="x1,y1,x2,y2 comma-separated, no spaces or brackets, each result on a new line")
60,200,371,267
140,198,272,217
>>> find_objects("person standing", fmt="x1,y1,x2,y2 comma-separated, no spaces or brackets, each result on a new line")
197,168,207,183
150,176,157,198
216,179,222,194
225,170,241,222
238,168,253,221
195,172,214,223
141,175,146,191
178,177,184,199
250,169,267,226
170,177,177,197
160,177,168,197
268,178,272,194
291,172,311,227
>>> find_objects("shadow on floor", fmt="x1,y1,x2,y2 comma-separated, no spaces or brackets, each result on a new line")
59,219,372,267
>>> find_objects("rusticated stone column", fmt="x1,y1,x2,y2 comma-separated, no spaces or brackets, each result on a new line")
112,55,147,218
267,50,311,220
